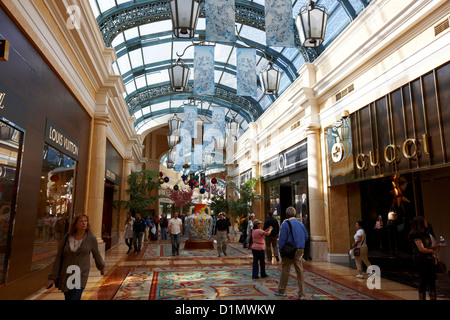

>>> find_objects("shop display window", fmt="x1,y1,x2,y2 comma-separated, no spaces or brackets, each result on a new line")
0,120,23,284
31,144,76,271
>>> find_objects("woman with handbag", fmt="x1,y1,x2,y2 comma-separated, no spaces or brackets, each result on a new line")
251,219,272,279
408,216,446,300
46,213,105,300
352,221,372,279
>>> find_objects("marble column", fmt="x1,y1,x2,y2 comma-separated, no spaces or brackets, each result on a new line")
87,113,111,246
306,124,328,261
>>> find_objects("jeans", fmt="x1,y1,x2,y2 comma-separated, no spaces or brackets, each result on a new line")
252,249,266,278
242,229,247,248
170,233,181,255
132,232,143,252
161,227,168,240
125,238,133,252
64,288,84,300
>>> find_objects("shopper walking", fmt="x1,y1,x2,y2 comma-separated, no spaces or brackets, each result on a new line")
408,216,446,300
160,213,168,240
274,206,309,300
352,221,372,279
251,219,272,279
246,213,255,249
263,210,280,263
215,212,230,257
132,213,146,254
168,212,183,256
124,212,135,254
46,213,105,300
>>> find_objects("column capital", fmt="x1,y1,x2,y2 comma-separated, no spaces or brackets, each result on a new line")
94,112,111,126
306,123,321,134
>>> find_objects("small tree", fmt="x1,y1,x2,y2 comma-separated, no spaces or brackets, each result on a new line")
117,169,165,215
209,195,229,216
167,187,193,215
227,176,263,219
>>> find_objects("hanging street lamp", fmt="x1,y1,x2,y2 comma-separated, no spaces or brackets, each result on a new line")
259,62,282,95
169,0,200,39
168,58,190,92
168,113,182,137
295,1,328,48
226,114,240,137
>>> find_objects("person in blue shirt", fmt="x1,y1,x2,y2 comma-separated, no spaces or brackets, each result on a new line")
274,206,309,300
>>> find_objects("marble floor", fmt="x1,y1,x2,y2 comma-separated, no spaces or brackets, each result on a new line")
26,239,447,301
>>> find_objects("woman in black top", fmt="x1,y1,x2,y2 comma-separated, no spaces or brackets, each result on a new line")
408,216,442,300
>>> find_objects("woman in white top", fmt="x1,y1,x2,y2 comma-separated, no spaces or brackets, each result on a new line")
352,221,372,278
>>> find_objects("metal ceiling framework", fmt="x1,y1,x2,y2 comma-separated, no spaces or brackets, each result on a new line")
89,0,370,135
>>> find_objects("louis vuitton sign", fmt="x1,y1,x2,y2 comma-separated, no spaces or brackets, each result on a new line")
45,119,80,161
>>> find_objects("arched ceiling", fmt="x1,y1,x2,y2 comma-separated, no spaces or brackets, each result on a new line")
88,0,370,136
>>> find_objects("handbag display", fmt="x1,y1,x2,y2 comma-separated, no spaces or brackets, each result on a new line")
280,220,296,259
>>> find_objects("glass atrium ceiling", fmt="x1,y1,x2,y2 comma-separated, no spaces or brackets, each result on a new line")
89,0,370,136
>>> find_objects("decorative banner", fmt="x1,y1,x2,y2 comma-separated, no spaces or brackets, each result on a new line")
236,48,257,97
203,123,214,153
192,144,203,170
211,107,226,139
205,0,235,43
184,105,198,139
265,0,295,47
194,46,215,96
174,143,185,172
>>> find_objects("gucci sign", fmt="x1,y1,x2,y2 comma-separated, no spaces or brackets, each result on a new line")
355,135,430,170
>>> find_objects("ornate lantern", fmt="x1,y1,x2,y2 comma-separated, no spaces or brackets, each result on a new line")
295,1,328,48
168,113,182,136
168,58,190,92
169,0,200,39
226,114,240,137
259,62,282,95
167,134,179,149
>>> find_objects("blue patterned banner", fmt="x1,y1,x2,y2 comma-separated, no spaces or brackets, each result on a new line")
265,0,295,47
174,143,185,172
205,0,235,43
237,48,257,97
184,105,197,139
192,144,203,170
194,46,215,96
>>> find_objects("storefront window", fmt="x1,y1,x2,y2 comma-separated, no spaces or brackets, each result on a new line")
31,145,76,271
0,120,23,284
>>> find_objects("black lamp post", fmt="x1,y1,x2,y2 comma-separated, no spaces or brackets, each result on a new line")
169,0,200,39
295,1,328,48
259,62,282,95
226,114,240,137
168,58,190,92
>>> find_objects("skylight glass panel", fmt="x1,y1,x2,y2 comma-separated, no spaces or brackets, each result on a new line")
151,102,170,113
124,27,139,41
129,49,144,69
112,62,120,75
97,0,115,14
239,26,266,46
215,44,233,64
117,54,132,74
218,72,236,89
172,41,194,60
133,109,143,120
142,106,151,115
146,72,169,86
125,81,137,95
292,53,305,70
116,0,129,6
140,21,172,36
89,0,100,18
143,43,172,64
111,33,125,48
135,75,147,90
